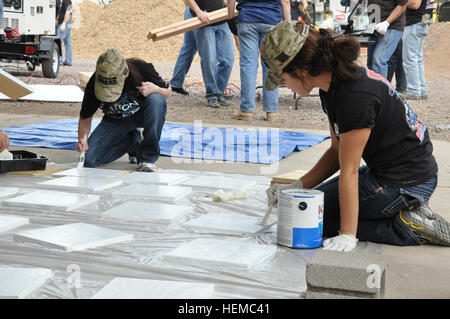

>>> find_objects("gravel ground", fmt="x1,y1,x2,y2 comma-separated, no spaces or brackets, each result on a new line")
1,58,449,141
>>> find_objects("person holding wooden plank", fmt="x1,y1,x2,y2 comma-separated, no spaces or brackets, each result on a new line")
263,21,449,251
186,0,235,108
228,0,291,122
170,3,197,96
76,49,171,172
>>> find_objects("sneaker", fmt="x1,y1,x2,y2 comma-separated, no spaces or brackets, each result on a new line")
400,93,421,100
207,99,220,108
128,155,137,164
63,62,72,66
233,111,253,121
137,162,158,172
421,95,428,100
217,95,230,106
172,87,189,96
265,112,278,122
223,94,233,101
398,205,450,246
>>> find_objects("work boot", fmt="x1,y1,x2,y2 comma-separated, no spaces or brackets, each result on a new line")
217,95,230,106
397,205,450,246
265,112,278,122
400,93,421,100
207,99,220,108
233,111,253,121
172,87,189,96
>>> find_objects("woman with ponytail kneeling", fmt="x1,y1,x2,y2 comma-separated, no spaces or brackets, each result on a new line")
263,21,449,252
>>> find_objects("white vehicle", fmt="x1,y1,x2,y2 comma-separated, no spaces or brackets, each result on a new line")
0,0,62,78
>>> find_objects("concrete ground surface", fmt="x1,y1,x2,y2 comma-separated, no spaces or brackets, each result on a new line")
0,112,449,299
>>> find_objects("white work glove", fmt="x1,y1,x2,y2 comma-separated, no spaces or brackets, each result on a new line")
375,20,390,35
320,18,336,30
323,234,358,252
60,23,66,33
266,179,303,207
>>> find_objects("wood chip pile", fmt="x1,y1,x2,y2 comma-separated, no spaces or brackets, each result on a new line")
72,0,188,62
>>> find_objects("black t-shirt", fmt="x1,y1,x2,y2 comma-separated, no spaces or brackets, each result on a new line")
190,0,226,26
319,67,437,187
406,0,428,26
56,0,72,25
368,0,408,31
80,60,167,120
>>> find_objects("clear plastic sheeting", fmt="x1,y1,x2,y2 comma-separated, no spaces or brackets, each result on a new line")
0,168,317,299
91,278,215,299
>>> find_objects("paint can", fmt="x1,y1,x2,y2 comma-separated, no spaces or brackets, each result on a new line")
277,188,323,249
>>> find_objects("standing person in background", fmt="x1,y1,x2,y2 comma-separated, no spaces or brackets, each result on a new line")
55,0,73,66
387,39,407,93
290,0,308,21
367,0,407,79
170,1,197,96
186,0,235,109
401,0,433,100
0,0,3,30
228,0,291,122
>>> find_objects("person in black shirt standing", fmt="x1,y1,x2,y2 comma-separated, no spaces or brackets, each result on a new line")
401,0,433,100
263,21,449,251
76,49,171,172
186,0,235,108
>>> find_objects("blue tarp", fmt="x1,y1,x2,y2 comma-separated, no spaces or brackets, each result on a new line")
4,119,329,164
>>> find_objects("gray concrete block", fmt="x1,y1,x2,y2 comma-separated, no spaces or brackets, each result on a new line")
306,249,386,297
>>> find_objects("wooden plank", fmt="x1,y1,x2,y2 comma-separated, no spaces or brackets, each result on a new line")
0,68,34,100
270,169,308,186
7,164,68,177
149,8,237,42
148,8,229,39
79,71,94,89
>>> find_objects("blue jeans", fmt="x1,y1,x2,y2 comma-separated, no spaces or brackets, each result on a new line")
387,39,406,92
84,94,167,167
56,24,73,65
402,23,429,97
367,29,403,79
170,7,197,88
238,22,279,112
194,22,235,101
316,166,438,246
0,1,3,29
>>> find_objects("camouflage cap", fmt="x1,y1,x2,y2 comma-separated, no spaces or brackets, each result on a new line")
94,48,129,102
260,21,310,91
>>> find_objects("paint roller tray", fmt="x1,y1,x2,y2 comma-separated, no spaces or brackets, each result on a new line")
0,151,48,173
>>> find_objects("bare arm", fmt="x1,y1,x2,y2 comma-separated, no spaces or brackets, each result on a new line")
386,3,407,24
281,0,291,21
302,0,309,10
0,131,10,152
186,0,210,23
138,82,172,99
407,0,421,10
228,0,237,19
63,8,71,24
300,124,340,189
76,117,92,152
337,127,371,236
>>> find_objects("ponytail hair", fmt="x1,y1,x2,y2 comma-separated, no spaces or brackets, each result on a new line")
123,58,145,91
283,28,361,81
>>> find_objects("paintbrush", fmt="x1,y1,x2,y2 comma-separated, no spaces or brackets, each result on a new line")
77,151,85,169
260,185,280,226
